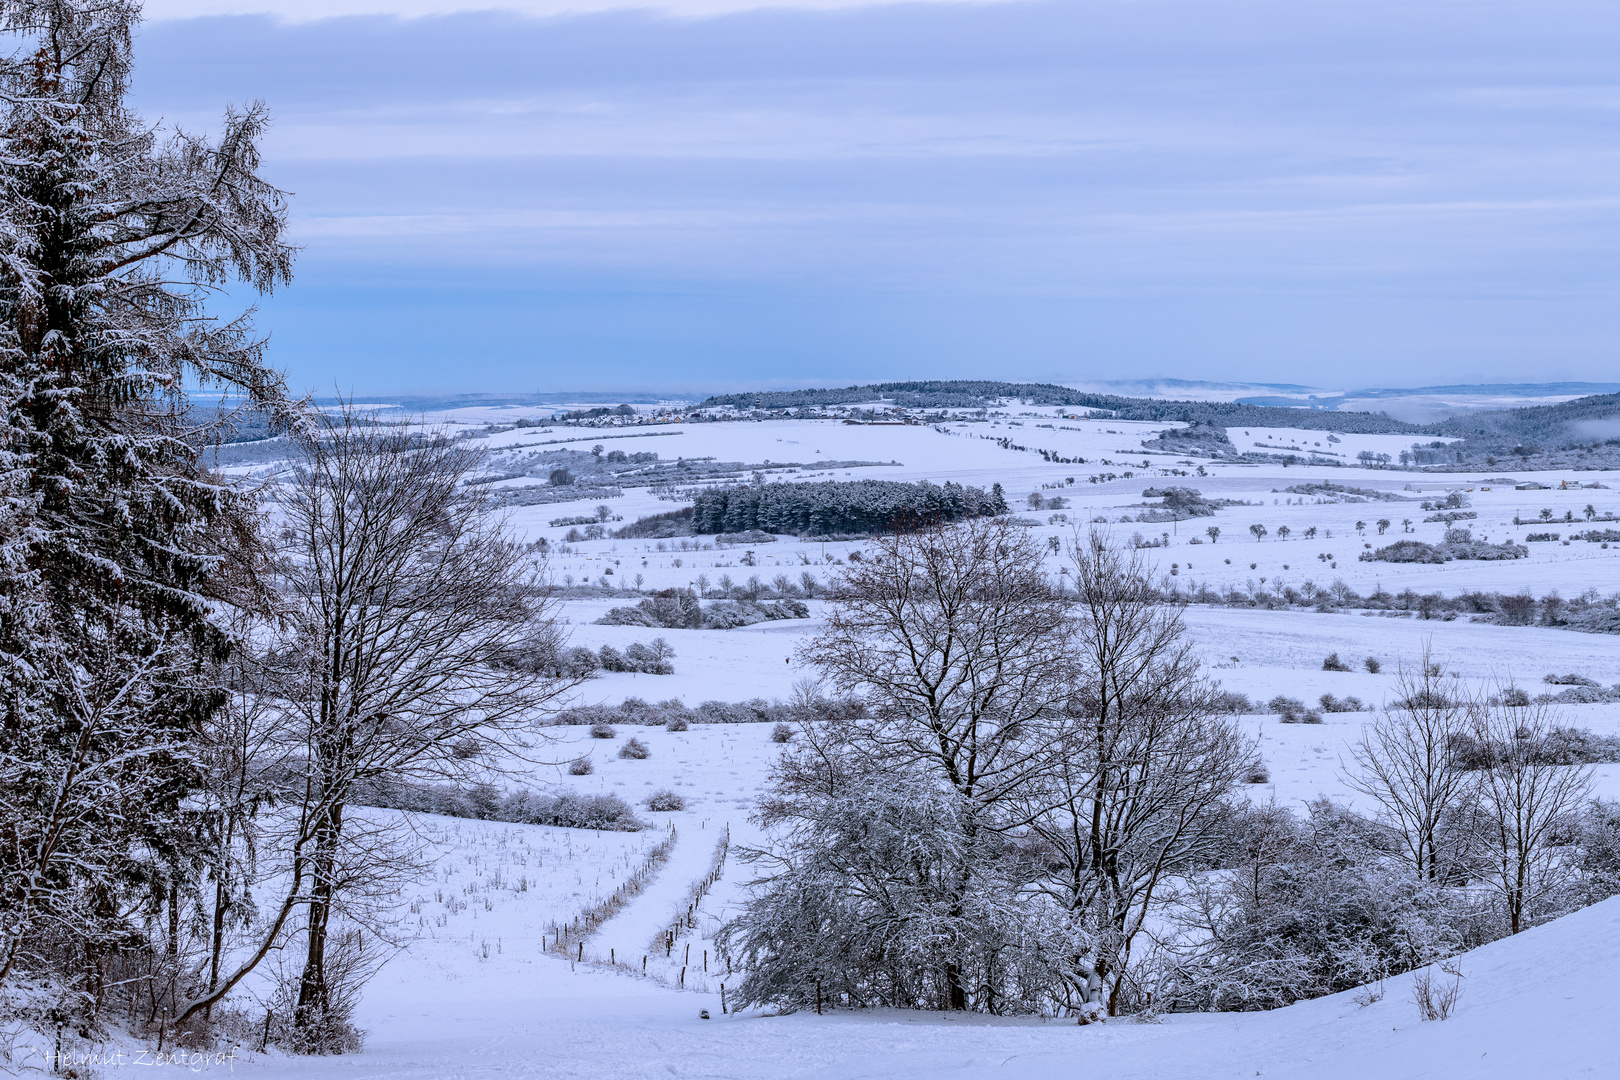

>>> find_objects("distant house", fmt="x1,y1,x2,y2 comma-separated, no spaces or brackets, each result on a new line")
1516,481,1550,490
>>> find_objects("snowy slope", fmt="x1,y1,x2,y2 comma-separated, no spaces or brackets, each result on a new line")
240,880,1620,1080
204,410,1620,1079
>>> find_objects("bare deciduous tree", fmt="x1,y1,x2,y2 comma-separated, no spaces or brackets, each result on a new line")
799,516,1074,1009
1471,699,1594,934
1022,532,1250,1019
1343,650,1476,883
277,406,575,1044
176,406,577,1042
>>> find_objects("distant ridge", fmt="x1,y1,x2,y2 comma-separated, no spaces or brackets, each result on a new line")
697,380,1431,434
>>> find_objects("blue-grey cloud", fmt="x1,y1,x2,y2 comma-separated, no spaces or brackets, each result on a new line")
129,2,1620,393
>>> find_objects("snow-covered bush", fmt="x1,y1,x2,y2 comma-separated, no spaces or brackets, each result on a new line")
350,780,642,830
1498,685,1531,707
1267,695,1306,721
645,789,686,812
568,756,594,775
618,737,650,759
1364,656,1382,674
1361,534,1527,564
771,722,794,743
1322,652,1352,671
1449,725,1620,769
598,592,811,631
1167,801,1473,1012
624,639,675,674
589,722,617,739
1318,693,1364,713
508,791,643,831
1576,799,1620,903
1544,672,1599,687
1361,540,1447,564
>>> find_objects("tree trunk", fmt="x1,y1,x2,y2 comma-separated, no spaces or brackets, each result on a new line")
294,802,343,1032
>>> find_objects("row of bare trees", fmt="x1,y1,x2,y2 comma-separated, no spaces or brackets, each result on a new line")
722,520,1252,1020
720,519,1605,1022
1347,655,1594,934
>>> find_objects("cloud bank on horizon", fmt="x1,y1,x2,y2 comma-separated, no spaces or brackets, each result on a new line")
130,0,1620,394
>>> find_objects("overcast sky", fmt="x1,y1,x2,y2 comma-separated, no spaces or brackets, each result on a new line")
134,0,1620,396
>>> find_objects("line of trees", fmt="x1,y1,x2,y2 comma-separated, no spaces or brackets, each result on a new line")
719,523,1611,1021
719,522,1250,1020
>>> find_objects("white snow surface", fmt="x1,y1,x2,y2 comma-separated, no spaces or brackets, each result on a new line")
211,411,1620,1079
246,877,1620,1080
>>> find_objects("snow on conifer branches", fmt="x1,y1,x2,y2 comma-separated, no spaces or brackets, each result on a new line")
0,0,298,1025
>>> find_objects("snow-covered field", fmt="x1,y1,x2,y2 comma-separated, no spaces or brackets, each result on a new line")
219,407,1619,1079
245,893,1620,1080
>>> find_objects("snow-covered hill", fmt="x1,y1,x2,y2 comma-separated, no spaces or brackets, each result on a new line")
243,846,1620,1080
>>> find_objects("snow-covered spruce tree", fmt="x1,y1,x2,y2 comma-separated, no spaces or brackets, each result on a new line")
0,0,294,1024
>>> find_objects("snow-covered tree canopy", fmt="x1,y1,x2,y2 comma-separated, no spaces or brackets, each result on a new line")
0,0,297,1005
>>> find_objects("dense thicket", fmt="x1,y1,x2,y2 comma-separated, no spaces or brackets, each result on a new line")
691,479,1006,535
351,780,643,832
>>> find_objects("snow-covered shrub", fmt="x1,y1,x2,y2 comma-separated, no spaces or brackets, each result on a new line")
568,756,594,775
1322,652,1351,672
1212,691,1253,715
1243,759,1271,784
771,722,794,743
589,722,617,739
510,791,642,830
664,712,690,731
1576,799,1620,903
594,604,662,627
1268,695,1306,722
1364,656,1382,674
266,930,369,1054
1452,726,1620,769
645,789,686,812
1361,540,1447,564
624,639,676,674
1167,801,1471,1012
1318,694,1364,713
619,737,650,759
1412,961,1464,1021
598,645,627,672
1537,684,1613,704
1544,672,1599,687
1300,710,1324,724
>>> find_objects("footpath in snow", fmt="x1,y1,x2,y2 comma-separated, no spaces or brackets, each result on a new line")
584,813,733,984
